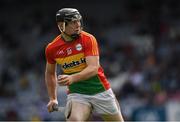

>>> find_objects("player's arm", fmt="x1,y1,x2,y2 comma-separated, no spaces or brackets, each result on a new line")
45,62,57,100
58,56,99,85
72,56,99,82
45,62,58,112
72,55,100,81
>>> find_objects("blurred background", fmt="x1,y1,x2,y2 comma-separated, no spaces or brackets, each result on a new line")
0,0,180,121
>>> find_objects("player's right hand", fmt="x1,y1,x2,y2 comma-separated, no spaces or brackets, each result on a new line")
47,99,58,112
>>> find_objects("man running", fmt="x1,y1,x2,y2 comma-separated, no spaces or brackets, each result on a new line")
45,8,124,121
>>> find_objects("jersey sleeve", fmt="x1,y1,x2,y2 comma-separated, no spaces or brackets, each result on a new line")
45,45,56,64
83,35,99,56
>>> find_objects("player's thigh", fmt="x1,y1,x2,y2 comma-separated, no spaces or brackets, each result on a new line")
102,112,124,122
67,101,92,121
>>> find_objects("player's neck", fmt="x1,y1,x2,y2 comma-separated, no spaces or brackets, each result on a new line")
61,32,74,42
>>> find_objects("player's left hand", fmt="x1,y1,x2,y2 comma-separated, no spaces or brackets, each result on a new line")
57,75,73,86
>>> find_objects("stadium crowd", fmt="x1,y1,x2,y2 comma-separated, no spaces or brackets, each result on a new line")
0,0,180,121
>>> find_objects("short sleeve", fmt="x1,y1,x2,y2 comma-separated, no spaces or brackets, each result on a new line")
45,45,56,64
83,35,99,56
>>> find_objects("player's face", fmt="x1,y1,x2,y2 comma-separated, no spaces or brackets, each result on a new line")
65,20,81,35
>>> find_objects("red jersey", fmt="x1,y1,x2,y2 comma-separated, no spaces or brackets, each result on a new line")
45,31,110,95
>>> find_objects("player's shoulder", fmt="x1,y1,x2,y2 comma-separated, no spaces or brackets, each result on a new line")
81,31,96,40
46,35,62,49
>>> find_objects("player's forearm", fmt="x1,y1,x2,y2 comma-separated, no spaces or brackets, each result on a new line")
45,72,57,100
72,65,99,82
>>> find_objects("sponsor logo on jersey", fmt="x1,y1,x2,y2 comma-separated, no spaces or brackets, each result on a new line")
66,47,72,55
62,58,86,69
76,43,82,51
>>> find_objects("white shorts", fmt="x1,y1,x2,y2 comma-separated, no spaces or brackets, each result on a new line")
66,89,120,115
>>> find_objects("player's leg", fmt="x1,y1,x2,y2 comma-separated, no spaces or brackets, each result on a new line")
66,100,92,121
102,111,124,121
101,98,124,121
91,89,124,122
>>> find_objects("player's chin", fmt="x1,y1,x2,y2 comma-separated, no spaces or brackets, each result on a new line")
75,29,81,34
